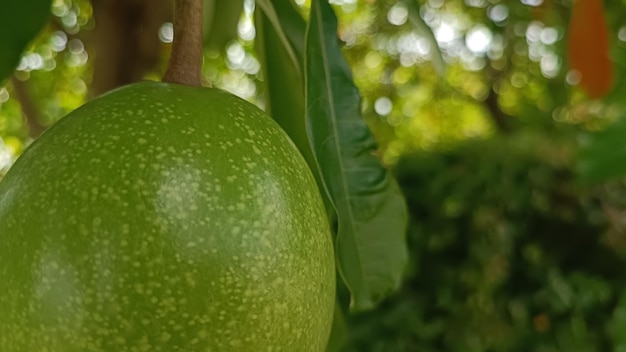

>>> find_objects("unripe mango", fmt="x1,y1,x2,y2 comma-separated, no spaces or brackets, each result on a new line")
0,82,335,351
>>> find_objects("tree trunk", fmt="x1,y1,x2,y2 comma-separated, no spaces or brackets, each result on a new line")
90,0,170,97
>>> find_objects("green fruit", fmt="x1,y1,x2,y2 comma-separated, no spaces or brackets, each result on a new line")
0,82,335,351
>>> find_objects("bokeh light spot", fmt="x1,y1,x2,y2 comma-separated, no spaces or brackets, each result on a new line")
375,97,393,116
488,4,509,23
387,3,408,26
466,25,492,54
540,27,558,45
159,22,174,43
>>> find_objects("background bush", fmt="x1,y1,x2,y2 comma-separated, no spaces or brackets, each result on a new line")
341,131,626,351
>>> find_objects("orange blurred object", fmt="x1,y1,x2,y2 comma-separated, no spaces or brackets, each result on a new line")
567,0,613,98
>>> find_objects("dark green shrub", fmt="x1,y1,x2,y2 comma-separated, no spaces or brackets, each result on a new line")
341,132,626,352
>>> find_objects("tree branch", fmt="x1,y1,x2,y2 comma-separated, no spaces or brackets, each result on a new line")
90,0,169,97
11,76,46,139
484,85,511,133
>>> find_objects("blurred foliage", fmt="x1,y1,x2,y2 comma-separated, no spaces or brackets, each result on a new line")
3,0,626,349
341,131,626,351
2,0,626,167
578,114,626,183
3,0,626,170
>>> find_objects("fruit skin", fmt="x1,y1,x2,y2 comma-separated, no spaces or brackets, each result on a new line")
0,82,335,351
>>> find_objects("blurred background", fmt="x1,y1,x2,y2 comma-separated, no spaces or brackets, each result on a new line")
2,0,626,350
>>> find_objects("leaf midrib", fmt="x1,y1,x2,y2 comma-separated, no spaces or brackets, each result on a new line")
312,1,366,294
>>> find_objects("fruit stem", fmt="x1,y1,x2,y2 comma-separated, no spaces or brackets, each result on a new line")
163,0,203,86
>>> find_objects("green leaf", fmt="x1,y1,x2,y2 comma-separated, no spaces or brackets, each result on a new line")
203,0,244,51
403,0,446,77
578,116,626,183
255,0,333,214
305,0,408,311
255,0,306,139
0,0,52,83
262,0,306,63
255,0,301,75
